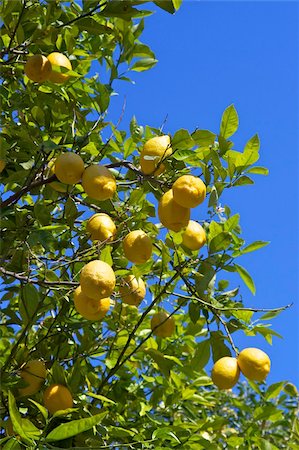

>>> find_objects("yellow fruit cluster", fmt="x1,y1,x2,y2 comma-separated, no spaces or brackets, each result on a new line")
24,52,72,84
211,348,271,389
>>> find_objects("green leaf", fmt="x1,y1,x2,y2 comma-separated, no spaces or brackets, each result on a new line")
220,104,239,139
192,129,216,147
65,197,78,227
100,246,113,266
45,411,107,441
171,129,194,149
241,240,270,254
235,264,256,295
232,175,254,186
189,301,201,324
19,284,39,323
8,392,40,443
154,1,175,14
259,309,283,321
191,339,210,371
209,232,231,254
2,440,22,450
86,392,116,404
264,381,285,400
172,0,183,10
210,332,231,362
244,133,260,152
131,58,158,72
246,166,269,176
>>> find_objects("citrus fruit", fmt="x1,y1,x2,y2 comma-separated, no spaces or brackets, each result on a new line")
140,135,172,175
158,189,190,232
74,286,110,320
24,54,52,83
182,220,206,250
86,213,116,242
123,230,153,265
151,311,175,338
237,348,271,381
211,356,240,389
172,175,206,208
18,359,47,397
43,384,73,414
80,260,116,300
82,165,116,201
47,52,72,84
0,160,6,174
48,159,68,192
119,275,146,306
54,153,84,185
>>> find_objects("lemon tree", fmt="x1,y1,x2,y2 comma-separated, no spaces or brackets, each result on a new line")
0,1,298,449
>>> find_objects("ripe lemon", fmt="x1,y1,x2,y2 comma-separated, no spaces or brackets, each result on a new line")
43,384,73,414
86,213,116,242
172,175,206,208
74,286,110,320
24,54,52,83
182,220,206,251
211,357,240,389
80,260,116,300
237,348,271,381
82,165,116,201
54,153,84,185
0,160,6,173
151,311,175,338
47,159,68,192
123,230,152,265
140,135,172,175
18,359,47,397
47,52,72,84
119,275,146,306
158,189,190,232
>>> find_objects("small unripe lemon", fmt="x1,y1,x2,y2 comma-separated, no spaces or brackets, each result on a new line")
86,213,116,242
151,311,175,338
54,153,84,185
211,357,240,389
182,220,206,251
123,230,152,265
74,286,110,320
172,175,206,208
80,260,116,300
140,135,172,175
119,275,146,306
43,384,73,414
18,360,47,397
24,55,52,83
237,348,271,381
47,52,72,84
158,189,190,232
82,165,116,201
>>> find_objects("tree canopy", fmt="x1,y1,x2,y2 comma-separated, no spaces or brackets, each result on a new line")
0,1,298,449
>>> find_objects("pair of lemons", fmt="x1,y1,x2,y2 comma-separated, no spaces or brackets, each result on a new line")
24,52,72,84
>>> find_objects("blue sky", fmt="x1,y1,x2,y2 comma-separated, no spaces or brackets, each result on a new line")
108,1,298,384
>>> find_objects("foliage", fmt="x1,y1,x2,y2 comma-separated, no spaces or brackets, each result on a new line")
0,1,298,449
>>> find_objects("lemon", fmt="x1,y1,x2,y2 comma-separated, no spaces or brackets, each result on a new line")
211,357,240,389
24,54,52,83
158,189,190,232
172,175,206,208
237,348,271,381
123,230,152,265
182,220,206,250
151,311,175,338
47,52,72,84
80,260,116,300
43,384,73,414
140,135,172,175
74,286,110,320
119,275,146,306
82,165,116,201
54,153,84,185
0,160,6,174
48,159,68,192
18,360,47,397
86,213,116,242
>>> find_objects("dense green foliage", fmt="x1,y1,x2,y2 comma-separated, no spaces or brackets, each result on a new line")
0,1,298,449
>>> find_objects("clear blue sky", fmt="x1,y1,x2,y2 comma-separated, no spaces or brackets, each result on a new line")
107,1,298,385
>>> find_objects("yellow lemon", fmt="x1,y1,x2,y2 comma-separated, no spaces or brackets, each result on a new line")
48,159,68,192
47,52,72,84
182,220,206,250
54,153,84,185
123,230,152,265
119,275,146,306
82,165,116,201
74,286,110,320
24,54,52,83
140,135,172,175
80,260,116,300
18,360,47,397
237,348,271,381
172,175,206,208
151,311,175,338
86,213,116,242
43,384,73,414
211,357,240,389
158,189,190,232
0,160,6,173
